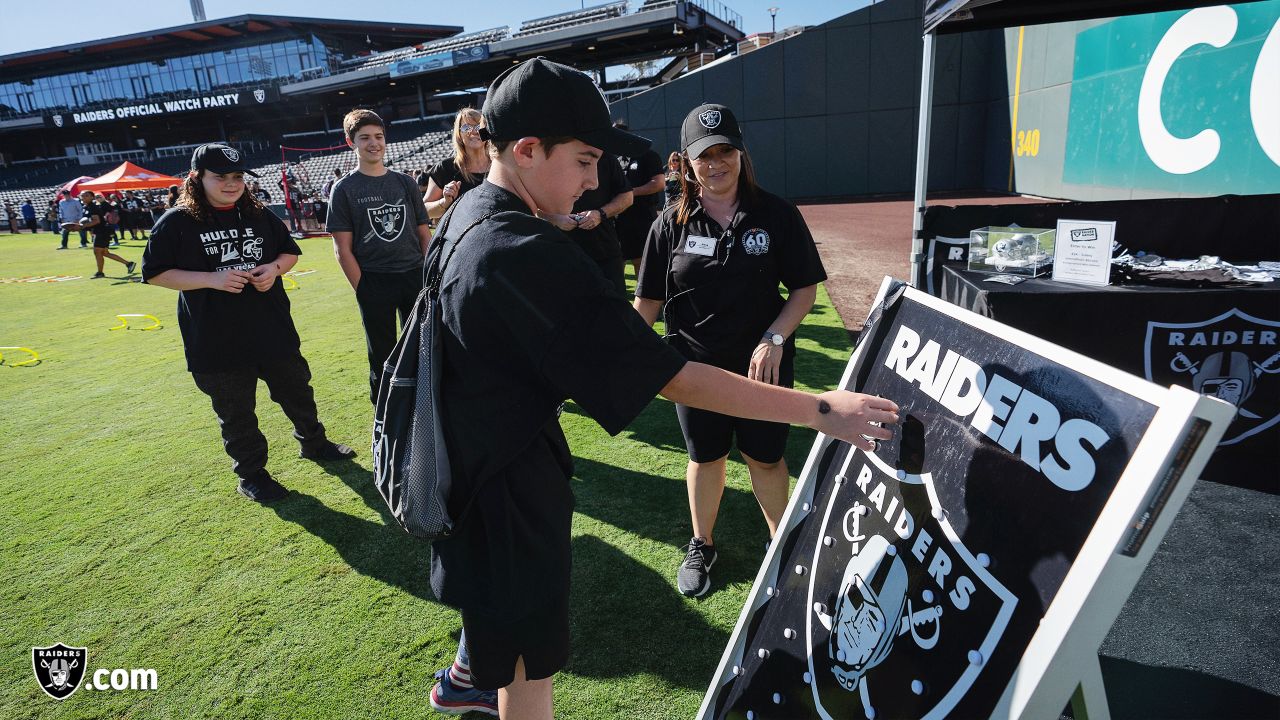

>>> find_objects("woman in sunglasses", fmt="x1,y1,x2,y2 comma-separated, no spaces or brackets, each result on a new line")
425,107,491,221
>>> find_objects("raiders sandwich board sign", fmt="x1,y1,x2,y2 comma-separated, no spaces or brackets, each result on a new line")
698,278,1234,720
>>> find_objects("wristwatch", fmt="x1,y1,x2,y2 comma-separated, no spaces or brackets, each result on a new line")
596,207,608,221
763,331,784,346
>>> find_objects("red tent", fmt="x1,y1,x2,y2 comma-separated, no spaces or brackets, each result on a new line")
60,175,95,197
77,161,178,194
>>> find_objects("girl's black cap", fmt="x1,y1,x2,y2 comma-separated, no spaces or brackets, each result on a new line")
481,58,650,157
191,143,259,177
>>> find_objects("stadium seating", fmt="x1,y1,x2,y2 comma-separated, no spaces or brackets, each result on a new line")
513,1,628,38
341,26,510,72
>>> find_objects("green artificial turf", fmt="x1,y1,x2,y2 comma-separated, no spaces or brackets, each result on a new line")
0,230,857,719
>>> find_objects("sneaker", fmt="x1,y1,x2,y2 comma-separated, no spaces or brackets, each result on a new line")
430,668,498,716
57,246,67,250
676,537,718,597
237,471,290,503
91,272,106,279
299,441,357,461
126,261,137,274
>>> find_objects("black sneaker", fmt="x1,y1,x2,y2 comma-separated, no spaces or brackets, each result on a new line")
237,471,289,503
300,441,357,461
126,261,137,274
677,537,717,597
91,272,105,279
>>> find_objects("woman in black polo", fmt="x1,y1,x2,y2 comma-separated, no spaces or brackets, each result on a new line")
634,103,827,598
424,107,491,222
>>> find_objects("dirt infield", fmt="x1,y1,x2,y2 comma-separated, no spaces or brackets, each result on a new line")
799,194,1054,330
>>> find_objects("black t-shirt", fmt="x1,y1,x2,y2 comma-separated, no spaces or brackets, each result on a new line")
122,197,143,214
617,149,665,217
427,157,487,198
84,201,112,240
635,189,828,370
429,181,687,615
141,206,304,373
568,153,631,270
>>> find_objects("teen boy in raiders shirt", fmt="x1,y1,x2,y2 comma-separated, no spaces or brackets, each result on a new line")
327,109,431,402
425,58,898,719
142,143,355,503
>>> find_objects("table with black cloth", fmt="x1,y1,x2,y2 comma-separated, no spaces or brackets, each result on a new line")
939,265,1280,717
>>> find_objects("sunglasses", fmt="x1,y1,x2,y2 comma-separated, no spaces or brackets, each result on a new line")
460,123,483,134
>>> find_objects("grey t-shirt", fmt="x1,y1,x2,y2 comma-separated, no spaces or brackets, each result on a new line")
326,169,429,272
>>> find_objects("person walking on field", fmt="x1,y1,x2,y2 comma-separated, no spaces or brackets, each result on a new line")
326,109,431,403
141,143,356,503
57,192,87,249
74,191,136,278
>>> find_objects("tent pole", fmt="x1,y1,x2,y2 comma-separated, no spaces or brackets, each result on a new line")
910,31,936,288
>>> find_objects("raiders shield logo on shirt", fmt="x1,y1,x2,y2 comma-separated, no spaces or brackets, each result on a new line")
805,452,1016,720
366,203,407,243
32,643,87,700
1144,308,1280,445
742,228,770,255
699,110,722,129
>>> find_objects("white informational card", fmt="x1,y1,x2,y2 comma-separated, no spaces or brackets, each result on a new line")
1051,219,1116,286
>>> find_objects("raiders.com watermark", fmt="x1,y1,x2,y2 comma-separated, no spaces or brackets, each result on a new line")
32,643,157,700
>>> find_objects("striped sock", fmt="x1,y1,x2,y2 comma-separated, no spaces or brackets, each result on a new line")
448,657,472,689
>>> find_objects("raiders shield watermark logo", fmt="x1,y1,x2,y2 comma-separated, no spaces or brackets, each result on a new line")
52,114,64,128
366,203,406,242
221,147,240,163
253,89,266,103
33,643,87,700
1145,308,1280,445
699,110,722,129
741,228,770,255
805,453,1015,719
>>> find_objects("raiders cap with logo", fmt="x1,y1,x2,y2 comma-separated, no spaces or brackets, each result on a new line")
681,103,745,160
191,143,259,177
481,57,650,158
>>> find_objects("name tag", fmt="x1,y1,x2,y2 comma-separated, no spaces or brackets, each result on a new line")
684,234,717,257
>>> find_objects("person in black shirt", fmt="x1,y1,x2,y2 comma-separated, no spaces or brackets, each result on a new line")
663,151,683,208
635,103,830,598
141,143,355,503
74,190,136,279
424,107,491,222
612,122,667,278
121,190,148,240
426,59,897,719
538,151,633,293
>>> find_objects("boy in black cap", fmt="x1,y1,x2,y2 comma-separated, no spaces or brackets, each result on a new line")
426,57,898,718
142,143,355,503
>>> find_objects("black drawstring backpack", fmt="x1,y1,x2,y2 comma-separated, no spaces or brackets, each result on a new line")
371,209,492,540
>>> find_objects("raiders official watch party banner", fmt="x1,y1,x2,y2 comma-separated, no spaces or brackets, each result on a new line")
698,278,1234,720
45,86,279,128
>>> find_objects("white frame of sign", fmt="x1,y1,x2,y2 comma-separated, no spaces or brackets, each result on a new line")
696,276,1235,720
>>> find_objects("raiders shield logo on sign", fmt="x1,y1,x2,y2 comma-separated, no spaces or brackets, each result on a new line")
699,110,722,129
52,114,64,128
806,452,1016,719
254,89,266,103
1144,308,1280,445
32,643,87,700
366,203,407,242
742,229,770,255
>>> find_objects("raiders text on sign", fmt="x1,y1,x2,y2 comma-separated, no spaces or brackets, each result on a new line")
884,325,1110,491
1167,330,1277,346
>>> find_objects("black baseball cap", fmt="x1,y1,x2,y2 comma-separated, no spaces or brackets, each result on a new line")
481,57,650,157
191,143,259,177
681,103,745,160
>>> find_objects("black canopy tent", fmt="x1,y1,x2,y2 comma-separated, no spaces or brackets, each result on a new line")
908,0,1269,287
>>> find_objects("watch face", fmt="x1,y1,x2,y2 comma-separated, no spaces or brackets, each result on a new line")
770,333,784,346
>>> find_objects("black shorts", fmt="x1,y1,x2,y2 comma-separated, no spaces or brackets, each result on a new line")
92,234,111,248
460,592,570,691
675,359,794,464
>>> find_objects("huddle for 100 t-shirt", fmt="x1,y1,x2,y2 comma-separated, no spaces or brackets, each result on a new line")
325,170,429,272
141,206,303,373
